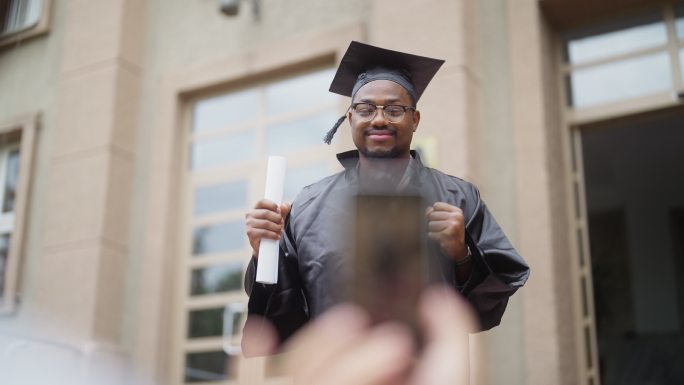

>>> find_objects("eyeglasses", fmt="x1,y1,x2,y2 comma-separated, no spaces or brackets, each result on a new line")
351,103,416,123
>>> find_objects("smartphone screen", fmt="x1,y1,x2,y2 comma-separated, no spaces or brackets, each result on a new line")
352,194,428,342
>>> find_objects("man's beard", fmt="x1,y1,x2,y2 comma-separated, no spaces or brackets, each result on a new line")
360,146,401,158
361,126,400,158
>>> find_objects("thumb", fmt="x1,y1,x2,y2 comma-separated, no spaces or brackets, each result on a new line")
280,203,291,220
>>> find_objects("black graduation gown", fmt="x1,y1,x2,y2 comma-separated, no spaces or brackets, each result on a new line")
244,150,530,343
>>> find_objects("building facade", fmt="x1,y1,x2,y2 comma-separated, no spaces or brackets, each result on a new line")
0,0,682,384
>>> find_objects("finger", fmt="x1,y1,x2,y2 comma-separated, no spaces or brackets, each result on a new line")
246,228,280,242
409,286,477,385
321,323,414,385
246,218,283,234
249,239,260,257
280,203,291,220
286,304,368,351
419,286,478,338
425,206,433,217
427,211,460,222
249,208,283,223
284,305,370,383
255,199,279,211
432,202,461,213
427,220,454,233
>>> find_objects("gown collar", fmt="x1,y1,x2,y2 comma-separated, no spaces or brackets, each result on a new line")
335,149,424,169
336,150,425,193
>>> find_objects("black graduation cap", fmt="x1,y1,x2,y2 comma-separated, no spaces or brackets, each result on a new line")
323,41,445,144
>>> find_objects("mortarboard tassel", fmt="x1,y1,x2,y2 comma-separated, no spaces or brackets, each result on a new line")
323,114,347,145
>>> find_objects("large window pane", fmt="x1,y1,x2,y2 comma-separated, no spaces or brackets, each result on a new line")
568,52,672,107
266,110,338,155
191,261,243,295
184,351,231,383
188,308,224,338
2,149,19,213
581,110,684,385
0,234,10,301
194,180,247,217
564,11,666,64
193,89,259,132
191,130,256,170
192,221,244,255
284,163,330,201
265,68,337,116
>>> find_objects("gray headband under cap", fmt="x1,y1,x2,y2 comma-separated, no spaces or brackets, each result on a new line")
351,67,417,103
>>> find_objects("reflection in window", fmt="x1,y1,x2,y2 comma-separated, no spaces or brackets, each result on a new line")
284,163,330,202
188,308,224,338
192,221,244,255
568,52,671,107
0,0,42,36
192,89,259,132
581,112,684,385
564,11,667,64
191,130,256,170
2,150,18,213
190,261,243,295
266,111,339,155
265,68,337,116
185,351,231,383
0,234,10,301
194,181,247,217
676,4,684,41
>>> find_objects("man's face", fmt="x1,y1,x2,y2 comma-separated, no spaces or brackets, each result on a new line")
348,80,420,159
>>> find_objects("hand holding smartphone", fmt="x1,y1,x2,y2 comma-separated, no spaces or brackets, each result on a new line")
352,194,429,344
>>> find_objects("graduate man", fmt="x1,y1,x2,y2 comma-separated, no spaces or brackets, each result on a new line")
244,41,530,345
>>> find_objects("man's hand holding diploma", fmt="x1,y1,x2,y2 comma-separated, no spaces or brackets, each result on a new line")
246,200,291,258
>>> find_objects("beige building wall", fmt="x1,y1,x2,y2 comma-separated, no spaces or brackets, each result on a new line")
1,0,145,381
474,1,527,384
0,0,64,330
5,0,656,384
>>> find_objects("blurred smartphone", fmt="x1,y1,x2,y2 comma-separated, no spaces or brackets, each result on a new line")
352,194,428,343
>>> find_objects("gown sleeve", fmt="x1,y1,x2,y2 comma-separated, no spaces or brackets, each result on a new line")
243,216,309,344
456,184,530,331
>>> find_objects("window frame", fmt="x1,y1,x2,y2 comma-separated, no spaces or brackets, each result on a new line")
0,0,53,48
557,4,684,385
562,3,684,125
176,64,340,385
0,113,38,315
136,24,363,385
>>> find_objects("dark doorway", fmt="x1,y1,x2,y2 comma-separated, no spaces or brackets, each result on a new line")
581,107,684,385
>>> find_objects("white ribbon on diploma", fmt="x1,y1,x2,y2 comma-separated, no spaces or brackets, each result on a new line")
255,156,287,284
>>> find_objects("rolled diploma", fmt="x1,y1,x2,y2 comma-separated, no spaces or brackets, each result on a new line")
255,156,287,284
